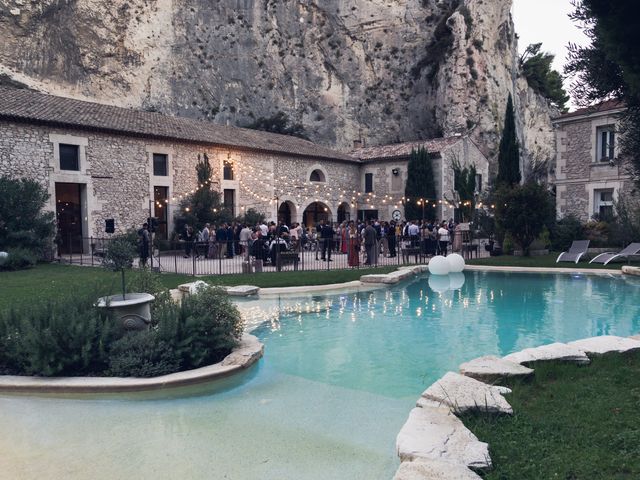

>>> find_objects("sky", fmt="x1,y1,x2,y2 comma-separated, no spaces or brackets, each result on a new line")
512,0,590,108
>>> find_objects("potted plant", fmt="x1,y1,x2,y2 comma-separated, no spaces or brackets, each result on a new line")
97,231,155,331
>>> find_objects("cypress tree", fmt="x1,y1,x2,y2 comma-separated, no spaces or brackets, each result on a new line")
404,146,436,221
496,94,521,187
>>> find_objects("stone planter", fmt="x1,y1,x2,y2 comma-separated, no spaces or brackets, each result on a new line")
96,293,155,331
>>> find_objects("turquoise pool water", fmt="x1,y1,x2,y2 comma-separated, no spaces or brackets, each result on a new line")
1,272,639,480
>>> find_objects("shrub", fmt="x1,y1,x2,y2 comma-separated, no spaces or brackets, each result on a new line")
550,215,583,251
0,247,38,271
0,176,55,264
108,332,180,377
157,286,244,369
0,291,115,376
0,281,243,377
494,183,555,255
583,220,610,247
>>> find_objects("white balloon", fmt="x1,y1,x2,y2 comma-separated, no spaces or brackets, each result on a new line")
428,255,450,275
428,274,451,293
449,272,466,290
446,253,466,273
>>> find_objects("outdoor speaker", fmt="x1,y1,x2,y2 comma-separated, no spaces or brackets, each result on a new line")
105,218,115,234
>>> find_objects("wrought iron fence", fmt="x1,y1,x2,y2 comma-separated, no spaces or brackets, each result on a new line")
57,231,489,276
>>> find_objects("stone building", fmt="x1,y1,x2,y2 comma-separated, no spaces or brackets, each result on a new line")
352,137,489,222
0,86,488,253
553,101,632,221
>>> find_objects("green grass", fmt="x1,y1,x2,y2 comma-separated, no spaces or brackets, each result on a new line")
467,253,640,270
462,352,640,479
0,263,398,311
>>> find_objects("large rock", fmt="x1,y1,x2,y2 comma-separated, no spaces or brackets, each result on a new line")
504,342,590,365
622,266,640,276
567,336,640,355
393,459,482,480
420,372,513,415
396,406,491,470
223,285,259,297
459,355,534,383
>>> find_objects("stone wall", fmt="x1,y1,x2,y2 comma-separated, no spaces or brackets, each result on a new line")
554,112,632,221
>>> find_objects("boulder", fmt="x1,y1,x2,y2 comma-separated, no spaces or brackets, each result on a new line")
459,355,534,382
420,372,513,415
503,342,590,365
360,274,397,284
622,266,640,276
396,406,491,470
224,285,260,297
393,459,482,480
567,336,640,355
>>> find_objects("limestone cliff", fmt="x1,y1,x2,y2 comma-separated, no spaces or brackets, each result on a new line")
0,0,556,169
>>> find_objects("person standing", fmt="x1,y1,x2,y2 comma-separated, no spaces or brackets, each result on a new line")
347,221,360,267
183,224,194,258
139,222,150,267
438,221,450,256
387,221,397,258
363,220,377,266
320,220,334,261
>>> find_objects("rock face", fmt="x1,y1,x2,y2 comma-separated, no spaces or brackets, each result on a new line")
0,0,555,165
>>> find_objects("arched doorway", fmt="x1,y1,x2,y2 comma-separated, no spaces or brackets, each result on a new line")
278,201,296,226
337,202,350,223
303,202,331,228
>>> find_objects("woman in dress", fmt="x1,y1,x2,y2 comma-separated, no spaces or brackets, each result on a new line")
347,221,360,267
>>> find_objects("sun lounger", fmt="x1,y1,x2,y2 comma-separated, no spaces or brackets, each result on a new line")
556,240,590,264
589,242,640,265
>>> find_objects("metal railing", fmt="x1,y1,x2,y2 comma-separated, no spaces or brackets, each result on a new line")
57,231,490,276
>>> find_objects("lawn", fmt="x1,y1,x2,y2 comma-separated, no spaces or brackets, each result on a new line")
0,263,399,310
462,351,640,479
467,253,640,270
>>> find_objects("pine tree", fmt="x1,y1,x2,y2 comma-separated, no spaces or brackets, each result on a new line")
173,153,230,235
496,94,521,188
404,147,436,221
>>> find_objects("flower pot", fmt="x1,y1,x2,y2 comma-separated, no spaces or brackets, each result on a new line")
96,293,155,331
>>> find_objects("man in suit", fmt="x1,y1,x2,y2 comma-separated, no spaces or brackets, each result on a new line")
363,220,377,265
320,220,334,261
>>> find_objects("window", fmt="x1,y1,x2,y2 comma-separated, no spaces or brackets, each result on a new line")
475,174,483,193
59,144,80,171
596,126,616,162
595,189,614,218
223,160,234,180
153,153,168,176
365,173,373,193
309,169,326,182
224,189,235,216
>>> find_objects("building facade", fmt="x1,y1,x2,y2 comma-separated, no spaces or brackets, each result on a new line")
553,101,633,221
0,87,488,253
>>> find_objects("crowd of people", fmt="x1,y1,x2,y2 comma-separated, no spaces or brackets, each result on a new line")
168,217,463,268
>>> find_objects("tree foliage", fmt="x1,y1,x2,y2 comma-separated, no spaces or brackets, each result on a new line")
496,94,522,188
566,0,640,187
520,43,569,111
404,147,436,221
244,111,308,139
173,153,232,235
0,176,55,257
236,208,266,227
452,159,477,222
494,183,555,255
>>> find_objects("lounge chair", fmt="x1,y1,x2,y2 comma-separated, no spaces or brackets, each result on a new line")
589,242,640,265
556,240,590,264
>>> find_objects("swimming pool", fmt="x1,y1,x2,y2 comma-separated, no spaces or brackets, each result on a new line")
1,271,639,479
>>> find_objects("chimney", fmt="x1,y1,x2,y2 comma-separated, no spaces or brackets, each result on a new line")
353,139,363,149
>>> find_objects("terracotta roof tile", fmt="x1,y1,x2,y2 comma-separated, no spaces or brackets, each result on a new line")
555,99,626,120
351,136,462,161
0,86,358,163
